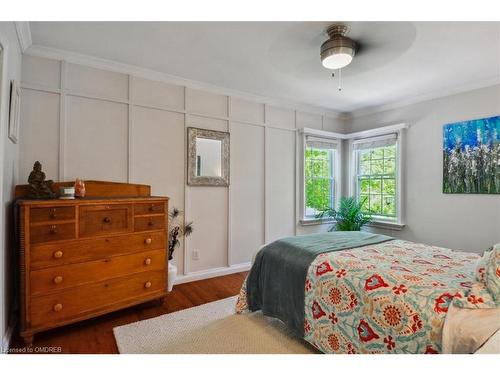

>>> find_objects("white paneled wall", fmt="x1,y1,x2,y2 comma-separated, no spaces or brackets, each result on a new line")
265,127,296,242
229,122,265,265
19,89,60,181
65,64,129,101
131,77,184,110
65,96,129,182
131,107,185,269
19,55,345,281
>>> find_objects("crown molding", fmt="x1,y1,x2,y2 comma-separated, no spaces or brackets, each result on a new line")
24,44,343,119
14,22,32,52
350,77,500,119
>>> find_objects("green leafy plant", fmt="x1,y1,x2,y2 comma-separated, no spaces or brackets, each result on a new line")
168,208,193,260
316,196,372,231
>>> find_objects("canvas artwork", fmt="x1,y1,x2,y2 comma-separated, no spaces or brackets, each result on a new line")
443,115,499,194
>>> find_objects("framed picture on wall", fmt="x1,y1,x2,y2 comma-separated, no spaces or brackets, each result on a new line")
443,115,499,194
8,79,21,144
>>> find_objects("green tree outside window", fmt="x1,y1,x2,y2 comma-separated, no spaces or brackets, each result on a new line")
305,147,334,217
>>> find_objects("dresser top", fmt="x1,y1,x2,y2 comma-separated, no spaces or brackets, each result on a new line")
17,196,168,206
15,180,171,205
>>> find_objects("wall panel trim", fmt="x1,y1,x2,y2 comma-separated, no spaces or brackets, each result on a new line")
127,75,134,182
227,97,233,267
20,82,61,94
58,61,67,180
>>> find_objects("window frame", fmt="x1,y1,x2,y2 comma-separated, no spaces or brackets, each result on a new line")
349,130,405,229
299,130,342,224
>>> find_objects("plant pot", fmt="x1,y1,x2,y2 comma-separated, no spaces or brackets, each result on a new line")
167,261,177,292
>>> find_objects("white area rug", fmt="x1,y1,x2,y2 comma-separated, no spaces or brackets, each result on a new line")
113,296,316,354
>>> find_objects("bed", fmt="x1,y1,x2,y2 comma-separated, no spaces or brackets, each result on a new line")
236,232,500,354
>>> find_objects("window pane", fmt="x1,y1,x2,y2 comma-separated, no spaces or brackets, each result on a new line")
359,160,370,175
305,178,333,215
371,158,384,175
382,179,395,194
360,194,370,212
359,178,370,194
370,178,382,193
371,147,384,160
384,158,395,174
370,194,382,214
311,159,322,176
382,195,396,216
360,150,371,162
383,145,396,158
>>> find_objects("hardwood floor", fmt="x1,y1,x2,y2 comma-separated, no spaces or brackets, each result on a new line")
9,272,248,354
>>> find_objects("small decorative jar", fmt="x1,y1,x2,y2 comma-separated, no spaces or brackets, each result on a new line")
59,186,75,199
74,178,86,198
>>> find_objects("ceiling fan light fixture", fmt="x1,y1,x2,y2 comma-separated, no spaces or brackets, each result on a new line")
320,24,356,70
321,48,354,69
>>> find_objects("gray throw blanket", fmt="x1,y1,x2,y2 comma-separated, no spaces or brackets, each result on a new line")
246,231,393,337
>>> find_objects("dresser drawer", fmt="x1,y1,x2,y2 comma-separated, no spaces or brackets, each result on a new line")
30,206,75,223
31,249,166,295
134,215,166,232
30,231,166,269
134,201,165,216
30,223,76,244
30,270,165,329
79,204,132,237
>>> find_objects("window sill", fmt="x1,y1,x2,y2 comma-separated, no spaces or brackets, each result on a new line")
299,218,335,226
299,219,405,230
365,221,406,231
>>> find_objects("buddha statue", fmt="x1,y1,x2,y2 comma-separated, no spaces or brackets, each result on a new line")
27,161,56,199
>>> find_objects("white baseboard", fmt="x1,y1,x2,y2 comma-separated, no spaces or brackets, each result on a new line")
1,322,15,354
174,262,251,285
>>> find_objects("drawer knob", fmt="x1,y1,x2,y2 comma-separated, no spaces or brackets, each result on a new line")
53,276,63,284
53,303,63,312
50,225,58,234
148,220,154,227
144,281,152,289
144,238,152,245
50,208,57,219
144,258,152,266
103,217,112,224
53,250,63,259
149,204,159,212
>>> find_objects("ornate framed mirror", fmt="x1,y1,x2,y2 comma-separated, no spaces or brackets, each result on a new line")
187,127,230,186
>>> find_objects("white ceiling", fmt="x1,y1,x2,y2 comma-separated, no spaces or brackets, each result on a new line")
28,21,500,113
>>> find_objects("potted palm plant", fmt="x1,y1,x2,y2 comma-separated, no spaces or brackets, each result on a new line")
168,208,193,291
316,196,372,231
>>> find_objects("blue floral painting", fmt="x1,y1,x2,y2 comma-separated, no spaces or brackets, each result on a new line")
443,115,499,194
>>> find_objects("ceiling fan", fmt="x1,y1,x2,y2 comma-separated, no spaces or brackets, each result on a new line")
320,23,359,91
320,23,358,70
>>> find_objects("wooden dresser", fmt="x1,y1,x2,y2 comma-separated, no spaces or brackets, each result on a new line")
15,181,169,345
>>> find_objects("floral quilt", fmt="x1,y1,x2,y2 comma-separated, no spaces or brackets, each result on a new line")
236,239,482,354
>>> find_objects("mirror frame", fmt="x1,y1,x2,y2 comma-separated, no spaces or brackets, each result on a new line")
187,127,230,186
